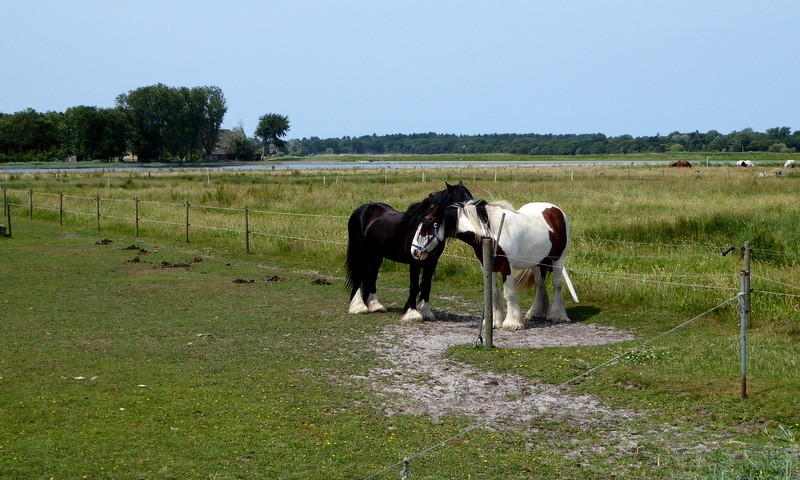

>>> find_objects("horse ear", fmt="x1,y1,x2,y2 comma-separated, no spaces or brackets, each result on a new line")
445,181,453,188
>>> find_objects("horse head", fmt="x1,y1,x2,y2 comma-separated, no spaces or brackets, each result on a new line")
410,201,466,260
410,207,445,260
408,183,472,261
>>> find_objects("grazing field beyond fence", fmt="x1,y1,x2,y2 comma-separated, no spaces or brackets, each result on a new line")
1,162,799,479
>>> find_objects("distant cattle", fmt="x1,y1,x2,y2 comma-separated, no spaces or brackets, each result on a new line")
736,160,754,167
785,160,796,168
670,160,692,168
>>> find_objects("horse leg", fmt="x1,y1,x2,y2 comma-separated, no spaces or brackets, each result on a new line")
364,257,387,313
416,263,437,321
500,269,525,331
491,272,505,328
400,263,424,323
348,258,370,314
546,262,571,323
348,286,370,315
525,266,549,320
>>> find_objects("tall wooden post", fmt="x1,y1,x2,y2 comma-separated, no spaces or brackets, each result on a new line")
482,238,494,350
59,192,63,226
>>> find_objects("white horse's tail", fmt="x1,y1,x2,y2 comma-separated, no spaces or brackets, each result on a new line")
514,265,578,303
562,267,578,303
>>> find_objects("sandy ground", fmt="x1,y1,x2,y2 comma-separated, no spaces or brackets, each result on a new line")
360,313,640,427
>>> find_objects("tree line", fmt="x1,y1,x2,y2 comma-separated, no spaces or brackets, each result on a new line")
2,83,797,162
0,83,291,163
295,128,800,156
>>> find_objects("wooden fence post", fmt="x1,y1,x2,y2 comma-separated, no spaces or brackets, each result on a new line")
482,238,494,350
29,189,33,218
59,192,63,226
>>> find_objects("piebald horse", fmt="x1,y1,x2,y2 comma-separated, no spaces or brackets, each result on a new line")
411,199,578,330
345,182,473,322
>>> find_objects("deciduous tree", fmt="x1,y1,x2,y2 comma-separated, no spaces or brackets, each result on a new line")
254,113,290,156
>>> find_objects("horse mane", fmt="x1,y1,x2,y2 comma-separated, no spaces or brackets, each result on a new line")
459,199,516,240
400,182,472,229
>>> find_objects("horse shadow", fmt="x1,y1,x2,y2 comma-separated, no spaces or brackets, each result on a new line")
565,305,602,323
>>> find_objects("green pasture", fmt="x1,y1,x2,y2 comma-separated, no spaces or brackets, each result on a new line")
1,161,799,479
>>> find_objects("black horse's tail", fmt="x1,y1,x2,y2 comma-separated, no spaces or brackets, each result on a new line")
344,208,364,297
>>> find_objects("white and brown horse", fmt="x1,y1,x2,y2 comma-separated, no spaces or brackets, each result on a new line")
411,199,578,330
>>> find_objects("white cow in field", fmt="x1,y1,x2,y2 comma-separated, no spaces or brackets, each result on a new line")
735,160,754,167
785,160,796,168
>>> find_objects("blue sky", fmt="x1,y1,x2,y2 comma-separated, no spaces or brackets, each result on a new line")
3,1,799,140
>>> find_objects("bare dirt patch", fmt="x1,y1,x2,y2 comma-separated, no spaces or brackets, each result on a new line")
362,314,638,427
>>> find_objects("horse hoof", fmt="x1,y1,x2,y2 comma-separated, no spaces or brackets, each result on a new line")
416,301,436,321
367,294,387,313
367,301,387,313
548,317,572,323
502,321,525,331
349,291,370,315
349,304,370,315
400,309,424,324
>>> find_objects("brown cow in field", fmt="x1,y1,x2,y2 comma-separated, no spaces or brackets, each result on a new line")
670,160,692,167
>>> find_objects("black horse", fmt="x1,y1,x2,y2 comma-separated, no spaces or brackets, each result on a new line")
345,182,473,322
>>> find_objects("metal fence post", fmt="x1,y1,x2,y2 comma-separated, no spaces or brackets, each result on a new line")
185,201,190,243
59,192,63,226
740,241,751,400
4,203,11,237
244,206,250,254
134,197,139,237
95,195,101,231
28,189,33,218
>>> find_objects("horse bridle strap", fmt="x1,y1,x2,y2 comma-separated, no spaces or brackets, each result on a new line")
411,222,443,254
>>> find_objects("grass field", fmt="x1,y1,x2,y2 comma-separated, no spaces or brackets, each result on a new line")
1,158,799,478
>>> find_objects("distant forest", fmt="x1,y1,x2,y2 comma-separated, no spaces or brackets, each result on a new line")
2,81,799,162
294,128,799,156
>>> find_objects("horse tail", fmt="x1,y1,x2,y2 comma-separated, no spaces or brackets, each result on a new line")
562,266,578,303
345,206,366,296
345,239,357,293
514,267,536,292
514,264,579,303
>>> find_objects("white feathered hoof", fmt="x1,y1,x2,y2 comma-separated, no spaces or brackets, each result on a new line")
502,319,525,331
400,308,424,324
416,300,437,322
348,289,370,315
367,294,387,313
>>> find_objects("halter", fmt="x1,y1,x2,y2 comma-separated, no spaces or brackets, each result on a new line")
411,221,443,255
